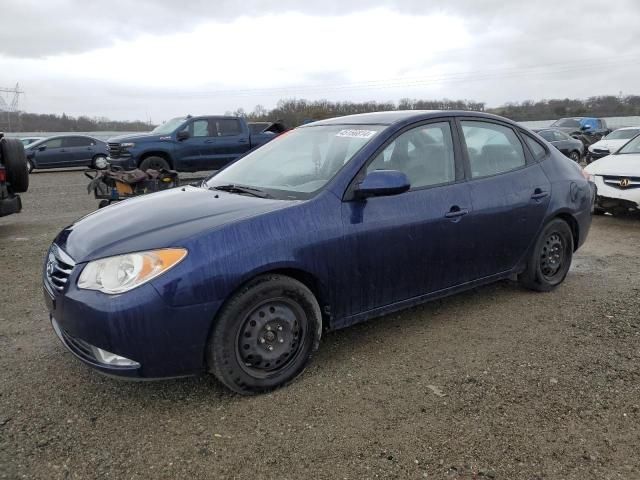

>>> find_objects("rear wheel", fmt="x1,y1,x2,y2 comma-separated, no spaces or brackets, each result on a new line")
207,274,322,395
569,151,581,162
26,158,34,173
92,155,108,170
139,156,170,171
520,219,574,292
0,138,29,192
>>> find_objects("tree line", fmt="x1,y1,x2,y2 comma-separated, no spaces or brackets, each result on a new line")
2,95,640,132
0,111,151,132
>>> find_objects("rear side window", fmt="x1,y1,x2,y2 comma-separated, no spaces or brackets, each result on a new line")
460,121,526,178
523,134,547,161
64,137,93,147
216,119,242,136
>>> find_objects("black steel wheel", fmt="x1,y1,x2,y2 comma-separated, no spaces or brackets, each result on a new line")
520,218,574,292
207,274,322,395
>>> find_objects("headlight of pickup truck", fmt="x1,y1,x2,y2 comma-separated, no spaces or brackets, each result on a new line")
120,142,135,149
78,248,187,294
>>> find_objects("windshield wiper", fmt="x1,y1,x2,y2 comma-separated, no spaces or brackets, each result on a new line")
211,184,272,198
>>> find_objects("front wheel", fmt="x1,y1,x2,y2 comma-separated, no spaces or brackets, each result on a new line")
207,275,322,395
92,155,108,170
519,219,574,292
139,156,170,171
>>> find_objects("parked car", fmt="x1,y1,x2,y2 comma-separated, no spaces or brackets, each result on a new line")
584,133,640,215
534,128,585,162
106,116,286,172
549,117,611,157
25,135,109,172
587,126,640,161
44,111,593,394
20,137,45,147
0,133,29,216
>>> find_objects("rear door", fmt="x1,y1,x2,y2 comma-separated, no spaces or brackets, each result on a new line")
208,117,251,167
340,120,477,317
63,136,96,165
457,118,551,279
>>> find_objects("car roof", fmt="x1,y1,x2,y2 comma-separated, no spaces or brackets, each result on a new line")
614,126,640,130
303,110,517,127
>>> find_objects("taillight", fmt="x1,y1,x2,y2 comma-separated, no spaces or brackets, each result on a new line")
0,167,6,183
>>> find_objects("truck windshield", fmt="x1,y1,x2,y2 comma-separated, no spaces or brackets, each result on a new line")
152,117,187,135
617,135,640,154
205,124,385,199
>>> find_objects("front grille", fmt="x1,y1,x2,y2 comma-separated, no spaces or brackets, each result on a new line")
45,245,75,293
108,142,122,158
602,176,640,190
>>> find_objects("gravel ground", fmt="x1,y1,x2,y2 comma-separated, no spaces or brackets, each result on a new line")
1,170,639,480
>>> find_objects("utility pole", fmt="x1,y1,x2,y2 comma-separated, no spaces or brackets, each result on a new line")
0,83,24,131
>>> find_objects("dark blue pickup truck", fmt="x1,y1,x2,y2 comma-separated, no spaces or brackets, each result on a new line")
107,116,286,172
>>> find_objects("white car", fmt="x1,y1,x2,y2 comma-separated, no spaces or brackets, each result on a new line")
588,126,640,161
585,134,640,215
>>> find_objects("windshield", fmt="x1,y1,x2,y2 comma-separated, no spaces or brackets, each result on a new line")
551,118,581,128
617,135,640,154
151,117,187,135
606,129,640,140
205,124,385,199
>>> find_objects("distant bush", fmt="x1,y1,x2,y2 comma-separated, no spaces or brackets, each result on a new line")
0,111,152,132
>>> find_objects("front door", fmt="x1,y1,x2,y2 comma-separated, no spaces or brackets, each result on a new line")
457,119,551,278
35,138,66,167
339,120,476,318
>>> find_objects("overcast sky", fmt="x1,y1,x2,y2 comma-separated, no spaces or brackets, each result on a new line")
1,0,639,123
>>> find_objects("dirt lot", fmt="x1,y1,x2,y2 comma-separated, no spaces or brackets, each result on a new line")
1,170,639,480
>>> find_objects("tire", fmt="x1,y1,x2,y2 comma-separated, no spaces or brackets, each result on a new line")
207,274,322,395
519,219,574,292
139,156,170,171
569,151,581,163
0,138,29,192
92,155,108,170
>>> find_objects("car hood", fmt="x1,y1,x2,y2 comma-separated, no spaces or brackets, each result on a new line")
589,139,627,152
584,153,640,176
55,186,298,262
107,133,159,143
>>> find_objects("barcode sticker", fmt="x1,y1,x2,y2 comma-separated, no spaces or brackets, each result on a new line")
336,129,378,139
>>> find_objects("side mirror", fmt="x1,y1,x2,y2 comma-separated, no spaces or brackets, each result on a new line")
354,170,410,199
38,145,47,151
177,130,190,141
580,125,590,131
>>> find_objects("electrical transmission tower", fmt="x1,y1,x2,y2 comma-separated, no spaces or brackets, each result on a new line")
0,83,23,131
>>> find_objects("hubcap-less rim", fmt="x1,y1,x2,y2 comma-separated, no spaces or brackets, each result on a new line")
540,232,565,279
236,298,305,378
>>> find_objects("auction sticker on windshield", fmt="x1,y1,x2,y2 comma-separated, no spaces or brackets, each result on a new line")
336,129,378,139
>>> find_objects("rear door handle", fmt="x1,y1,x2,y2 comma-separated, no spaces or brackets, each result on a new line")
445,206,469,218
531,188,549,200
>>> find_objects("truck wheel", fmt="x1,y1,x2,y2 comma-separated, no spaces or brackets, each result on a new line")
207,274,322,395
139,156,170,171
0,138,29,192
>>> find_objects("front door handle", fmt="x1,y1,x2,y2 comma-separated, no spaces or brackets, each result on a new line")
238,138,248,144
531,188,549,200
444,206,469,218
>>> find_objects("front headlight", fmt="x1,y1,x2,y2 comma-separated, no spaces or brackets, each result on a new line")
78,248,187,294
120,142,135,149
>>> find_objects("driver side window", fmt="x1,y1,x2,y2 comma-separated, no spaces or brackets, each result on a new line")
366,122,456,189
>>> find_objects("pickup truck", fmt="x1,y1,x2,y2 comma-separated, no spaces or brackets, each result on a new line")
0,133,29,217
107,116,286,172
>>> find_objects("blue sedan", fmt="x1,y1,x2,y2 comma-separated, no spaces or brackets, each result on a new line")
44,111,593,394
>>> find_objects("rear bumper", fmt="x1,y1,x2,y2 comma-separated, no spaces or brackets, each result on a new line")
0,193,21,217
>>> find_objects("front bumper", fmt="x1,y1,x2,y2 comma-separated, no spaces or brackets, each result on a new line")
592,175,640,212
44,257,222,379
0,193,21,217
107,156,137,170
588,150,610,161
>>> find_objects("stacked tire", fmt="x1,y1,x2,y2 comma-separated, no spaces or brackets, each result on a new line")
0,136,29,193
